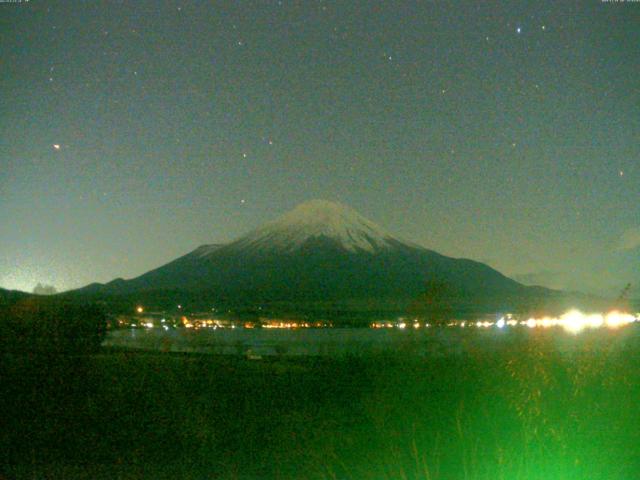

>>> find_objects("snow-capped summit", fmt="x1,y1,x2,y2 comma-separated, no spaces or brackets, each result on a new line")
227,199,398,253
71,198,543,317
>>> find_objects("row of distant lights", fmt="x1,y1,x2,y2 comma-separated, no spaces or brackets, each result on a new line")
505,310,638,334
135,306,638,335
373,310,639,335
137,305,223,313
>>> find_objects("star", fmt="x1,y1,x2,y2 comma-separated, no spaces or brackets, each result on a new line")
516,27,522,34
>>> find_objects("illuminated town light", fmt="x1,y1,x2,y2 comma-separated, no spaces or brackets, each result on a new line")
496,317,505,328
505,309,637,334
136,306,144,314
604,311,636,329
560,310,585,334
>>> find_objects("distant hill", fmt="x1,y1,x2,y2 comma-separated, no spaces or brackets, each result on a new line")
0,288,32,306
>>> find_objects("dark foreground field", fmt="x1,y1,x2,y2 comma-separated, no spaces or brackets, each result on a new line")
2,328,640,480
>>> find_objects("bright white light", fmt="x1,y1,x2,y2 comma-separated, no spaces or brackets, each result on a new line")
511,309,637,334
496,318,505,329
560,310,587,334
604,311,636,329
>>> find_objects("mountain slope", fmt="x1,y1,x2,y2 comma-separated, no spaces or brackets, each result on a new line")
69,200,555,315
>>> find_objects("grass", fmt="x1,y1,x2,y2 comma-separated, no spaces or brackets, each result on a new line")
1,327,640,479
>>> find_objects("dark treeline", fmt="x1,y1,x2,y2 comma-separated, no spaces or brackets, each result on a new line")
0,299,106,353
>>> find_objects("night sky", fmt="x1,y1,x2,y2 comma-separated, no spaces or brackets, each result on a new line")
1,1,638,296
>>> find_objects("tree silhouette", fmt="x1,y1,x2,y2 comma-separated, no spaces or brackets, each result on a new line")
407,278,459,324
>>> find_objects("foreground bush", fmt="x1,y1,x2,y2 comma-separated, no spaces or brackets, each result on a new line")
1,328,639,479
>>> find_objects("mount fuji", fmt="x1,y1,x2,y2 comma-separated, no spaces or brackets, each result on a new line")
71,200,559,317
